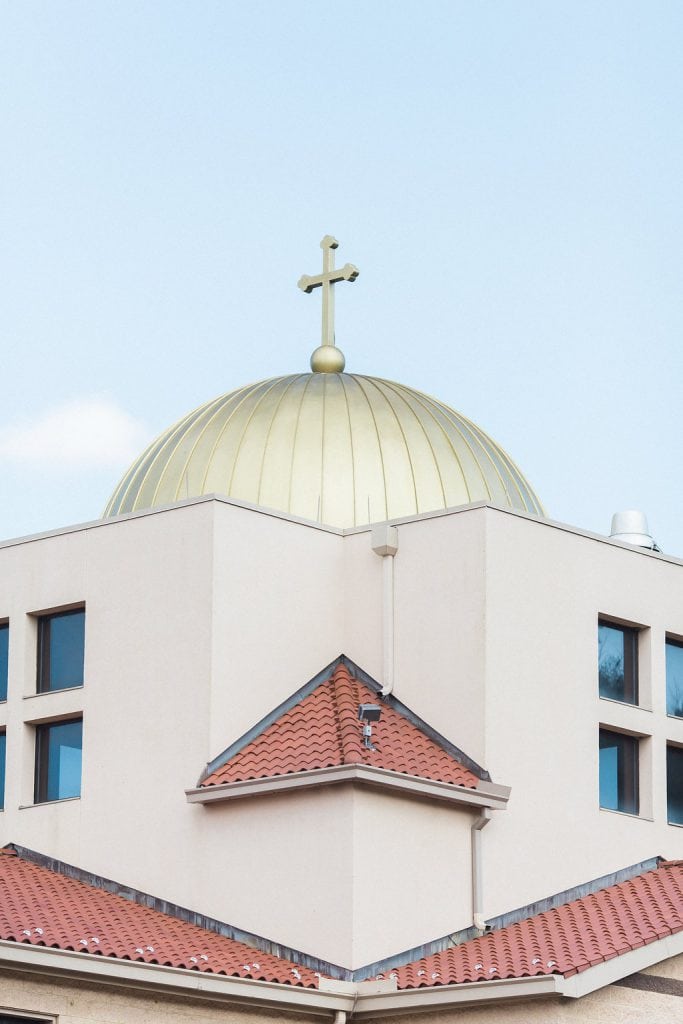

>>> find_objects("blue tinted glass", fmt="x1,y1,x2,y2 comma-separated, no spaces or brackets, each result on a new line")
0,626,7,701
599,730,638,814
599,742,618,810
46,720,82,801
49,611,85,690
0,732,5,810
668,747,683,825
598,624,625,699
666,642,683,717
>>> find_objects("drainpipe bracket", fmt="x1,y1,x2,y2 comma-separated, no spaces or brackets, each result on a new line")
371,524,399,557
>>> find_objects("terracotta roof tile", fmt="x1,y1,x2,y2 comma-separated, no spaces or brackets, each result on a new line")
0,848,320,987
390,861,683,988
1,849,680,994
201,663,480,789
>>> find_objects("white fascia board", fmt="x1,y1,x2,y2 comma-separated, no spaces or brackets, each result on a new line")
0,941,352,1017
351,975,563,1017
186,764,509,810
0,941,561,1018
559,931,683,999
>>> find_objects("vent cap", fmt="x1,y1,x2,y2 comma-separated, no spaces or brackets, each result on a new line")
609,510,659,551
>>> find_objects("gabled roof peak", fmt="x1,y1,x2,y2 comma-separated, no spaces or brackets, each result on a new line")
198,659,487,794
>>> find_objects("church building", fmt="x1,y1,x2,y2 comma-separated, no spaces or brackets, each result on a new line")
0,237,681,1023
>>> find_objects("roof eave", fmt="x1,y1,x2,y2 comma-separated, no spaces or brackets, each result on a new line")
352,975,564,1017
560,929,683,999
0,940,563,1016
2,932,681,1017
0,940,350,1018
186,764,510,810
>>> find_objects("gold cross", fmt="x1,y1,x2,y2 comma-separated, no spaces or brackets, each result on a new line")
298,236,359,350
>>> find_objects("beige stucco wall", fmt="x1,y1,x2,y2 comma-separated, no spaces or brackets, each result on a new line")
342,508,487,764
181,785,474,969
381,983,682,1024
0,956,681,1024
208,500,345,755
0,498,682,973
351,789,472,967
0,969,316,1024
482,507,683,919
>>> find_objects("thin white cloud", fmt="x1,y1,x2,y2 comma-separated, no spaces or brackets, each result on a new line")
0,397,149,469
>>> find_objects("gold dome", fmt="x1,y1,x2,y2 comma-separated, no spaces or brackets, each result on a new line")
103,373,543,527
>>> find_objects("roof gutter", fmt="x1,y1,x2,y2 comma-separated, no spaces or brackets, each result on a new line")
0,940,353,1018
6,937,682,1018
186,764,510,810
350,975,565,1017
0,940,564,1017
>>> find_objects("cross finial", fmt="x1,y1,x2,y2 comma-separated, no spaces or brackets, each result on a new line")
298,235,359,373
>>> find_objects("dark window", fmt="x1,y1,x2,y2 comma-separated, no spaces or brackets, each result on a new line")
667,746,683,826
0,624,7,701
599,729,639,814
37,609,85,693
666,639,683,718
34,719,82,803
598,621,638,704
0,1017,50,1023
0,732,5,811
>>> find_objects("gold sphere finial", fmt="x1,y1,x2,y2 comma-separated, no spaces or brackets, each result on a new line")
310,345,345,373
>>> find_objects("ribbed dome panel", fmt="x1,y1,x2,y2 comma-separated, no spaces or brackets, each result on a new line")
103,373,543,527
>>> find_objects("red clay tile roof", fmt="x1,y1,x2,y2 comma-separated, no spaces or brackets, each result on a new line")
390,860,683,989
0,848,320,987
201,662,480,789
0,848,680,993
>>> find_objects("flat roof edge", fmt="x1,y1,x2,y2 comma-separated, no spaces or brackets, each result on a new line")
1,496,681,566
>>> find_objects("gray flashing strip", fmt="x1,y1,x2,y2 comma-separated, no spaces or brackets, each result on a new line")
352,856,664,981
3,845,669,989
6,844,353,981
482,857,662,933
345,657,489,783
199,656,346,784
354,924,480,982
200,654,489,788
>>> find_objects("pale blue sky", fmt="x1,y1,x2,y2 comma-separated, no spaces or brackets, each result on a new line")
1,2,682,550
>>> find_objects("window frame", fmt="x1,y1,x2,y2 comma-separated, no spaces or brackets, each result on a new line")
34,717,83,804
598,619,639,706
667,744,683,826
0,730,5,811
665,636,683,718
0,620,8,702
36,607,85,694
599,728,639,816
0,1014,56,1023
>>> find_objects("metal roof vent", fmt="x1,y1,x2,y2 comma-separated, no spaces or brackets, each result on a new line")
609,510,660,551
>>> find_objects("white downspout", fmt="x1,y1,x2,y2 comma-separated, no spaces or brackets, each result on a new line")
471,808,492,933
333,1012,347,1024
371,525,399,696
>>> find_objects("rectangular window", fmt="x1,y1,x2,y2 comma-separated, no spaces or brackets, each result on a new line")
37,608,85,693
666,639,683,718
0,623,7,701
34,719,82,803
667,746,683,825
598,621,638,704
599,729,639,814
0,1017,53,1023
0,731,5,811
